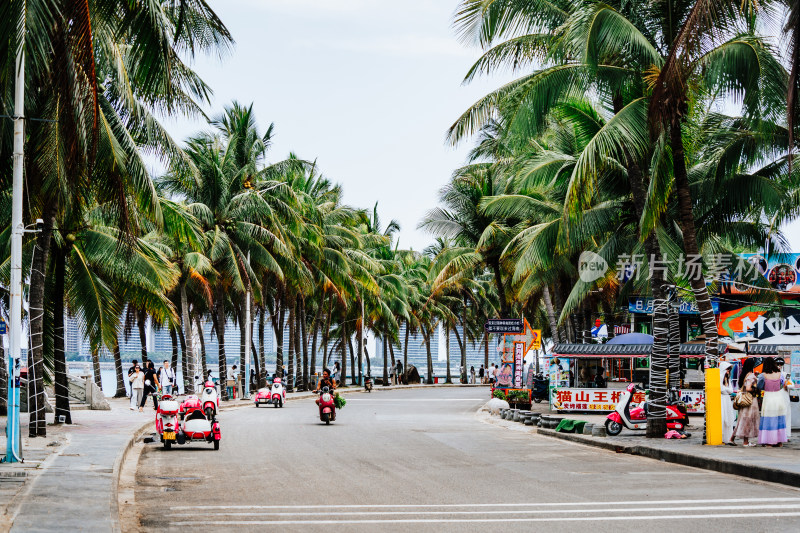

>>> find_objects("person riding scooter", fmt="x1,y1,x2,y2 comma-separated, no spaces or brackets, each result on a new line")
314,369,337,407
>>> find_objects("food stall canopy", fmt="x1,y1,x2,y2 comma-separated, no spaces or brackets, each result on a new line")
553,343,706,358
748,344,800,355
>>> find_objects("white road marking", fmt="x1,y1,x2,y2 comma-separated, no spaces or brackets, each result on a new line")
171,497,800,511
169,504,800,517
170,511,800,525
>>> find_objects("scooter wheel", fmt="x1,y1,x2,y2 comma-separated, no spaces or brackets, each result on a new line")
533,398,543,404
214,440,220,450
605,419,622,436
255,403,259,408
205,407,214,420
164,441,171,450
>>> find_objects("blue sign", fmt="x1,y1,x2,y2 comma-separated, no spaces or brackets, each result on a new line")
0,318,6,335
628,297,720,315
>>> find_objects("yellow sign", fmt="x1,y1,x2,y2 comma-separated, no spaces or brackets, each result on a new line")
530,328,542,350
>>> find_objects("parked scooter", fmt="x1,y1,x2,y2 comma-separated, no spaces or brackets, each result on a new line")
364,375,373,393
317,386,336,424
605,383,689,436
178,395,221,450
195,375,219,420
155,394,181,449
531,376,549,404
270,377,285,407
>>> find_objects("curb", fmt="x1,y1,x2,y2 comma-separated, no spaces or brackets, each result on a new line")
532,425,800,488
110,419,155,533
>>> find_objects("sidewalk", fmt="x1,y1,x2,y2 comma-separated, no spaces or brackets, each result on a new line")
485,403,800,487
2,383,486,532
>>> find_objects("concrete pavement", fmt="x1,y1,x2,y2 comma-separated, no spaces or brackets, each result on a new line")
129,387,800,533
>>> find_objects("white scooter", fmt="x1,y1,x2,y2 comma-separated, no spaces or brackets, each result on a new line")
195,375,219,420
269,377,286,407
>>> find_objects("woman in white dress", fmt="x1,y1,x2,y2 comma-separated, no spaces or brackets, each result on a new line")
720,362,735,443
776,358,792,441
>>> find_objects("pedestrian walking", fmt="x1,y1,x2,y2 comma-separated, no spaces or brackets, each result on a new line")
776,358,792,441
491,364,499,384
720,362,735,443
395,359,404,385
390,360,396,385
758,357,789,447
470,366,476,384
228,364,238,399
140,361,160,411
127,359,139,409
157,360,175,396
333,362,341,383
731,358,759,446
129,362,144,411
478,365,485,384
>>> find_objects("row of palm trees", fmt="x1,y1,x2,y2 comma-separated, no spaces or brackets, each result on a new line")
433,0,800,436
0,0,500,436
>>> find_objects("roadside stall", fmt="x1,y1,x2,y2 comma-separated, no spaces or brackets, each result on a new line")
550,341,707,413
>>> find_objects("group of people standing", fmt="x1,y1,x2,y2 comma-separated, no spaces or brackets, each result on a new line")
723,357,792,447
128,359,176,412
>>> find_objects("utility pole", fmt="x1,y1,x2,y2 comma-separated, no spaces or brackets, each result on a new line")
6,23,25,463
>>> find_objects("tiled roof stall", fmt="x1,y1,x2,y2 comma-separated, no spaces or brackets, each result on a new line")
552,343,707,358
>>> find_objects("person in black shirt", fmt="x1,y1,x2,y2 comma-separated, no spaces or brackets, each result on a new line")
140,361,160,411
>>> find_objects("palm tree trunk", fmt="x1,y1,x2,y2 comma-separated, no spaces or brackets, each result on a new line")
258,308,266,387
647,279,669,438
668,304,681,389
423,327,433,384
445,325,452,384
295,304,303,389
28,214,54,437
387,341,396,386
403,324,410,380
91,345,102,388
196,316,208,379
311,304,323,382
238,303,246,374
340,320,348,387
178,326,190,393
215,285,228,400
113,332,127,398
301,300,309,390
321,300,332,369
271,297,285,376
286,305,296,392
170,328,179,371
53,246,71,424
542,285,561,344
382,334,389,386
484,330,489,370
348,337,357,385
491,258,509,317
181,283,195,392
138,309,147,361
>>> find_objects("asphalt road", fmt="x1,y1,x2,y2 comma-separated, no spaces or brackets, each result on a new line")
133,387,800,532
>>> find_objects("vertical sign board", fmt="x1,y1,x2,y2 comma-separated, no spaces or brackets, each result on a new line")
0,317,6,335
513,342,524,388
791,351,800,385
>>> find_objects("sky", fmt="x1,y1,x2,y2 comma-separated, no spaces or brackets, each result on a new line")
161,0,515,252
162,0,800,253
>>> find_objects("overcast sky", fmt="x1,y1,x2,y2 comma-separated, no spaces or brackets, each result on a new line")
163,0,800,253
161,0,516,252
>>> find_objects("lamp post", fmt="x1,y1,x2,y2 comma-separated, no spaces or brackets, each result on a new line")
6,16,25,463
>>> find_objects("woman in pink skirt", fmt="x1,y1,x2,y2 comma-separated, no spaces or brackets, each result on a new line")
730,358,759,446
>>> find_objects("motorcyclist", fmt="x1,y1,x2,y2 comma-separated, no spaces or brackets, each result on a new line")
314,368,337,405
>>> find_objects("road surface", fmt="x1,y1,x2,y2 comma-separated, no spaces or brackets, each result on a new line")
132,387,800,532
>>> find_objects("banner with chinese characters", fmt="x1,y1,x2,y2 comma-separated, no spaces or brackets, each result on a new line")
551,388,705,413
513,342,524,388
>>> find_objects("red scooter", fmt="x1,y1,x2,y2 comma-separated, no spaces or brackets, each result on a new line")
605,383,689,436
317,386,336,425
155,394,181,449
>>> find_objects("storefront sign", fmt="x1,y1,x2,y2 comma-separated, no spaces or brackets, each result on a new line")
678,390,705,413
629,297,719,315
551,387,705,413
513,342,523,388
790,351,800,385
551,388,645,412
